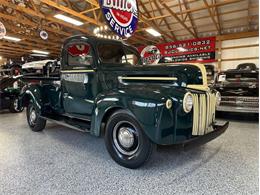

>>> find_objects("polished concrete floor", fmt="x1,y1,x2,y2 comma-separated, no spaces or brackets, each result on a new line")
0,111,258,195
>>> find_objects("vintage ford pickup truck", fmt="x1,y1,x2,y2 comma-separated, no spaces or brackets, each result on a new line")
21,35,228,168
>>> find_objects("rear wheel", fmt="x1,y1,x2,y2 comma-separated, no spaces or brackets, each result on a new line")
9,97,24,113
105,110,154,169
26,103,46,132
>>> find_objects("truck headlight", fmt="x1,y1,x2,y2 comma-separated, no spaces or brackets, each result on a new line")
216,91,221,106
183,92,193,113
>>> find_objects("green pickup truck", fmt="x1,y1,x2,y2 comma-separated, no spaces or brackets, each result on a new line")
21,35,228,169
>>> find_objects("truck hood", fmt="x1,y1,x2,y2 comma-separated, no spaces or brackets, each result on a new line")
101,63,208,91
116,84,202,103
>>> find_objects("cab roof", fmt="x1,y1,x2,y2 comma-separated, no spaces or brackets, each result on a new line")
63,35,130,47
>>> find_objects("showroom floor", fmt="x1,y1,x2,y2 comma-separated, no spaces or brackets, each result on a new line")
0,111,258,195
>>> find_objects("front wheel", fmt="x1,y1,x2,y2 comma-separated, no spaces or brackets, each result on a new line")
105,110,154,169
26,103,46,132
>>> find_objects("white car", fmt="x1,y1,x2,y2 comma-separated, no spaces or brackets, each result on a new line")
22,60,56,74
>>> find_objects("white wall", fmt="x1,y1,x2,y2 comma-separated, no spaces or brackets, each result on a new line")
213,37,259,71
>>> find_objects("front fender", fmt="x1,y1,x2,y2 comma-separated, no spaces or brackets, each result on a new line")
90,89,183,145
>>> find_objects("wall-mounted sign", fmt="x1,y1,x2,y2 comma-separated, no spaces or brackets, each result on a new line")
40,30,48,40
140,45,161,65
139,37,216,64
0,21,6,39
99,0,138,38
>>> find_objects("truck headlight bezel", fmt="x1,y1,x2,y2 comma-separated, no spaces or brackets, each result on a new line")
183,92,193,113
166,99,173,109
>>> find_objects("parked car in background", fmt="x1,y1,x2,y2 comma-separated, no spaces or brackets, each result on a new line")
0,69,12,77
2,62,22,76
204,64,218,87
22,60,56,75
215,63,259,113
0,70,24,113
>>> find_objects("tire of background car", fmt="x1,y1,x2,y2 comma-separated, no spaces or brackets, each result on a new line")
9,97,24,113
104,110,155,169
26,103,46,132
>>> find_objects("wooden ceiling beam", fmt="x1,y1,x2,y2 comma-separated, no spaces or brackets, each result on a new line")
214,0,222,33
139,1,167,42
2,22,63,47
0,52,22,57
0,0,91,35
145,0,245,21
183,0,198,38
147,7,254,30
203,0,221,34
0,13,71,37
80,7,99,14
152,0,243,16
158,0,197,38
152,0,177,41
84,0,100,7
0,40,60,55
216,31,258,40
139,14,176,42
176,24,258,38
40,0,100,26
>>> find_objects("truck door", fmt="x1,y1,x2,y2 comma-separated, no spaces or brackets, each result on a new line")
61,41,96,119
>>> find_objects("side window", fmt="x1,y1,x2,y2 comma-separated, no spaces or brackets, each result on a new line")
67,43,93,66
98,44,124,64
123,48,139,66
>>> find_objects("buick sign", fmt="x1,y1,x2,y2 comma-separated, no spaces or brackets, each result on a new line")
0,21,6,39
99,0,138,38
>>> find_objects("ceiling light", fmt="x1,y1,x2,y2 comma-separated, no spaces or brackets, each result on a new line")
0,56,2,60
30,54,48,57
32,50,49,55
54,14,83,26
145,28,161,37
3,36,21,42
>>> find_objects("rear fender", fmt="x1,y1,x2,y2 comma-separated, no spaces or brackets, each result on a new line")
20,85,43,113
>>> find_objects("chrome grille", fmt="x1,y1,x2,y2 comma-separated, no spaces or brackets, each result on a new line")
191,92,216,135
221,96,259,107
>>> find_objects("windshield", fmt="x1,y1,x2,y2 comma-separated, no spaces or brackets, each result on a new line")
97,43,142,66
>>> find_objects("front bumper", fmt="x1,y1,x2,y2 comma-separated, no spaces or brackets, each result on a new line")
217,105,259,113
177,121,229,149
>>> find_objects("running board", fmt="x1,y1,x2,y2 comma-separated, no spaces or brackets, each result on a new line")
41,115,91,133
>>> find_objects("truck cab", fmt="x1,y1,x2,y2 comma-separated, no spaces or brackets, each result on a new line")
21,35,228,169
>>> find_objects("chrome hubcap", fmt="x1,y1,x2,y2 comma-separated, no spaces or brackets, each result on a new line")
112,121,139,156
118,127,134,148
29,108,37,125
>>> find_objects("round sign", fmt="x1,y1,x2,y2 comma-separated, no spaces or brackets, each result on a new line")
40,30,48,40
141,45,161,65
99,0,138,38
0,22,6,39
